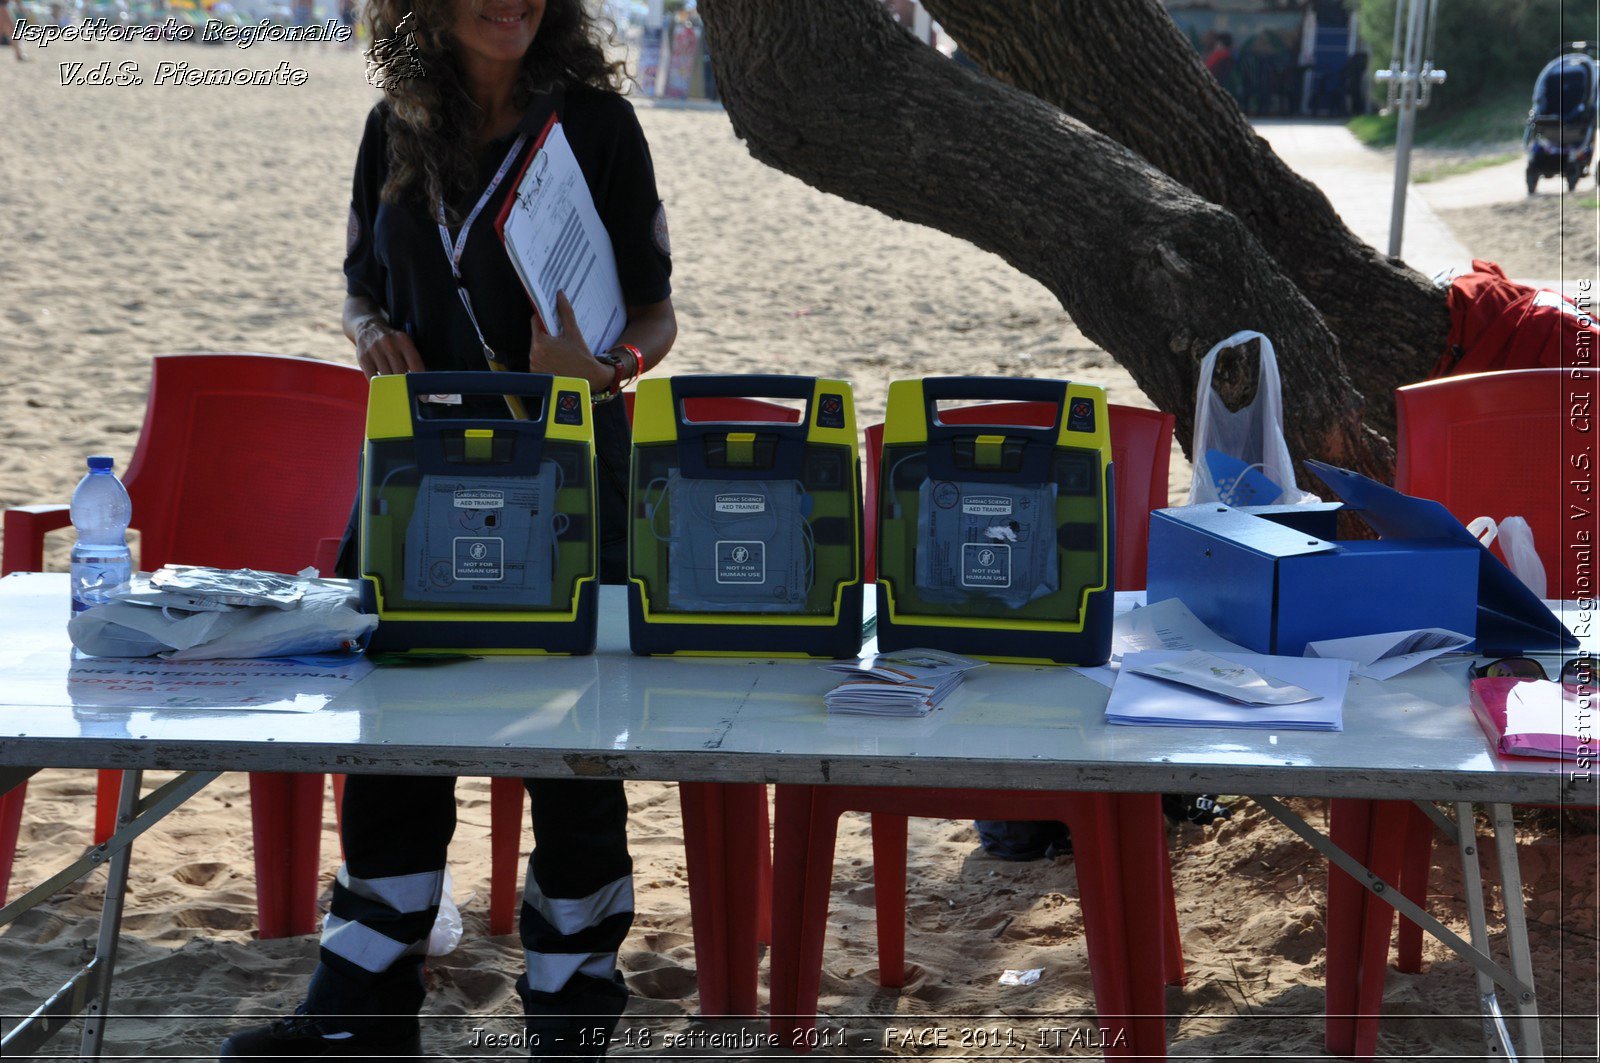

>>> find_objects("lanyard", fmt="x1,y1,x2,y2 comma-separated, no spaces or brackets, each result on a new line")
436,132,528,370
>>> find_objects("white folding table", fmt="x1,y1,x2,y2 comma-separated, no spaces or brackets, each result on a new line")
0,573,1586,1059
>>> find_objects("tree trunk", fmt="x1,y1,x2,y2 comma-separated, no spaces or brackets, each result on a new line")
920,0,1450,438
698,0,1392,481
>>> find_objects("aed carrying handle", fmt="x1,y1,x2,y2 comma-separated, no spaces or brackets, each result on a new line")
403,371,556,475
668,374,815,482
918,376,1068,484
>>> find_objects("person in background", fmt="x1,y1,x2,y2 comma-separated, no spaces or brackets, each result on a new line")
218,0,675,1058
1205,30,1236,90
1343,50,1370,116
0,0,26,60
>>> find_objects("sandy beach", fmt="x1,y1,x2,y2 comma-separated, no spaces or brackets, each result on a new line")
1,40,1596,1060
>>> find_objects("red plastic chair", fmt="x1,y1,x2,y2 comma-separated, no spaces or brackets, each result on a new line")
1396,369,1580,593
862,401,1173,591
480,393,794,1016
769,401,1182,1055
0,353,367,939
1326,369,1589,1057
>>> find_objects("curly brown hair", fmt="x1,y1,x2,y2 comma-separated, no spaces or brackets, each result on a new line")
365,0,626,222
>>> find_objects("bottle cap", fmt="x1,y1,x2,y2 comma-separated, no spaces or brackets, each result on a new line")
87,456,114,471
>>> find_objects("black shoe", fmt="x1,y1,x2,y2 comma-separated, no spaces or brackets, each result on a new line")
219,1007,421,1059
519,972,629,1060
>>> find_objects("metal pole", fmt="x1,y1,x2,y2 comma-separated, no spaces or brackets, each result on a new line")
1386,0,1405,110
1386,0,1427,258
1491,803,1546,1060
80,769,141,1058
1454,802,1512,1056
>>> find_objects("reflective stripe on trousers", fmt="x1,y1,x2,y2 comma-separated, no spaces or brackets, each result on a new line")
310,774,632,1013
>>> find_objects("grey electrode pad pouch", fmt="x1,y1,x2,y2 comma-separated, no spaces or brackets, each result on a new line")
663,472,810,613
914,479,1059,608
404,466,558,606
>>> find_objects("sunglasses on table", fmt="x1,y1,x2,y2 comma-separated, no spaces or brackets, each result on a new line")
1470,656,1595,689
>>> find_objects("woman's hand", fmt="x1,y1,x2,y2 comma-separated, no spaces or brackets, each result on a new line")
354,318,424,379
528,291,610,391
343,295,423,379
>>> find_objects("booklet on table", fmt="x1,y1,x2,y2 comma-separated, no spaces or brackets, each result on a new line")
822,648,985,718
1471,676,1589,760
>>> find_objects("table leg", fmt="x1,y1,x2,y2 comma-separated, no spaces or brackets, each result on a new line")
1490,803,1543,1059
1269,796,1536,1061
1452,801,1507,1055
79,769,140,1059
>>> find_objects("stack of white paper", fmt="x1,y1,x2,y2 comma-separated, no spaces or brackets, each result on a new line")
822,648,984,718
1105,650,1350,731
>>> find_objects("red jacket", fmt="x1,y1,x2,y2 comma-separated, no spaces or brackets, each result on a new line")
1435,259,1597,377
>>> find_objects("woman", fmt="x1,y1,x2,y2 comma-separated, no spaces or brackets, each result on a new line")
221,0,674,1057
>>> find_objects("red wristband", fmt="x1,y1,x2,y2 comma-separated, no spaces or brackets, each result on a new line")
615,343,644,386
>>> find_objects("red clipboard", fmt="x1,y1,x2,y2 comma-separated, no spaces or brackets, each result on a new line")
494,111,563,335
493,109,561,240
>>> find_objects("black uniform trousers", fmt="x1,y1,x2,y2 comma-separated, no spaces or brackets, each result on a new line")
310,400,636,1033
305,774,632,1030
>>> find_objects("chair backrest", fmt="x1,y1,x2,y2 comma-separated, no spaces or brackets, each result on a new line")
121,353,368,573
622,391,803,426
863,401,1175,590
1396,368,1588,596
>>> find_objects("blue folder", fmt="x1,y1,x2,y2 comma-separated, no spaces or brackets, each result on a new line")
1303,460,1577,654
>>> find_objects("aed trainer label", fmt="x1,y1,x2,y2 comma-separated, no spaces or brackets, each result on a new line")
453,537,505,581
454,489,505,510
961,542,1011,588
715,540,766,584
715,494,766,514
962,495,1013,517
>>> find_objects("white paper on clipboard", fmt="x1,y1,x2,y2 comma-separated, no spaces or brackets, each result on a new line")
501,121,627,357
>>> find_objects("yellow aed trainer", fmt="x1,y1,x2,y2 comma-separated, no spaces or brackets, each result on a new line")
358,372,599,655
875,377,1114,665
627,375,864,658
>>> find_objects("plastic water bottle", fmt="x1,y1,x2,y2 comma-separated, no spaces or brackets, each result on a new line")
69,455,133,614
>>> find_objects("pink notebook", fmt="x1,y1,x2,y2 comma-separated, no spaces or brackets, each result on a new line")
1470,676,1591,760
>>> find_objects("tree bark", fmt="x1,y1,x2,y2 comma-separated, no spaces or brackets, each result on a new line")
698,0,1392,481
920,0,1450,437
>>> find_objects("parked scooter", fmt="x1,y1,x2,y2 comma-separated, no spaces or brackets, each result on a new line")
1524,42,1598,194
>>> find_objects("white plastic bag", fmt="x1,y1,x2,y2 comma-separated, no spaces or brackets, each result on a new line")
1469,515,1548,598
427,866,464,957
68,577,376,659
1188,330,1318,507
